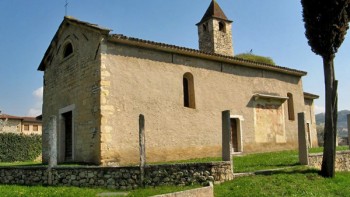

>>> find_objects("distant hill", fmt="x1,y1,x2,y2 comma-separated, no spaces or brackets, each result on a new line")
316,110,350,137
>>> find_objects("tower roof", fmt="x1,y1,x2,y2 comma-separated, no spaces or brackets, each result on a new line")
197,0,232,24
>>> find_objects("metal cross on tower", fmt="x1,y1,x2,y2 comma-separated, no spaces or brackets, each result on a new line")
65,0,69,16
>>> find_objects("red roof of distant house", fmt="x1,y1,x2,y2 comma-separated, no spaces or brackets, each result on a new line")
0,114,42,123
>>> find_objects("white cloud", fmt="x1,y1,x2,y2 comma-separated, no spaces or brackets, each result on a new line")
27,86,43,117
27,108,42,117
314,104,325,114
33,86,43,100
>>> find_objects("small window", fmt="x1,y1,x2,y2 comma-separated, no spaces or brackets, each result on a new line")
63,42,73,58
203,23,208,32
219,22,226,32
183,72,196,109
33,125,38,131
24,124,29,131
287,93,295,120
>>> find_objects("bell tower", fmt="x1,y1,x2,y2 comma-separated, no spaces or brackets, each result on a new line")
196,0,234,56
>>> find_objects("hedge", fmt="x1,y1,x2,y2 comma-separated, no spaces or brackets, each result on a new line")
235,53,276,65
0,133,42,162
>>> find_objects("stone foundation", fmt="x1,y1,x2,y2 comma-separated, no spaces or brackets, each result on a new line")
308,151,350,171
0,162,232,189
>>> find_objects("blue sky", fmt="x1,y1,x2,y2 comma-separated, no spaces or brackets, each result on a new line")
0,0,349,116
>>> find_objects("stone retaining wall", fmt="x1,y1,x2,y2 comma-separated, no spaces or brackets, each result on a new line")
308,150,350,171
0,162,232,189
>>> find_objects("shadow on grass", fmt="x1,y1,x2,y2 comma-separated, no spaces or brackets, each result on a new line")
254,167,320,176
271,162,301,167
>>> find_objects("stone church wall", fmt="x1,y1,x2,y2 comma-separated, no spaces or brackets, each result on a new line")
42,23,104,164
99,41,305,165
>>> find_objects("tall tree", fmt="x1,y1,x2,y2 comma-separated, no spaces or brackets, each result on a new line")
301,0,350,177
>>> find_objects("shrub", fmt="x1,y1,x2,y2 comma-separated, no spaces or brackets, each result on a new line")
0,133,41,162
235,53,276,65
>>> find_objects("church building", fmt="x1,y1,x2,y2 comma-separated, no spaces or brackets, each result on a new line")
39,1,318,165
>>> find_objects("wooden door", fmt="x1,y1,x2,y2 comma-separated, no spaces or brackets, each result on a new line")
63,111,73,161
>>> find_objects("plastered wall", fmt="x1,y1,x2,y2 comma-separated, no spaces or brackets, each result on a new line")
99,42,305,165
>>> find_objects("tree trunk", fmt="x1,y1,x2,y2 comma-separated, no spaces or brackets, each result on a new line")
321,55,338,178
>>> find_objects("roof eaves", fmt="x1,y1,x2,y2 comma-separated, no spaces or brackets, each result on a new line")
108,34,307,77
198,0,231,24
304,92,320,99
63,16,112,32
37,16,111,71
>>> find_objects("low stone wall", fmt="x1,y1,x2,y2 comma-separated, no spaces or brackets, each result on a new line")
308,150,350,171
0,162,232,189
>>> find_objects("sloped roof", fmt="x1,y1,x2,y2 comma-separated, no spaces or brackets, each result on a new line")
37,16,111,71
108,34,307,76
0,114,21,120
304,92,319,99
198,0,232,24
0,114,42,123
38,17,307,77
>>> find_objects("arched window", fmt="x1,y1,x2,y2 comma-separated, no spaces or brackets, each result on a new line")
183,72,195,109
287,93,295,120
219,21,226,32
203,23,208,32
63,42,73,58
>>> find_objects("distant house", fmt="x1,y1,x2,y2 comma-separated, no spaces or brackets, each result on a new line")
0,114,42,135
38,1,318,166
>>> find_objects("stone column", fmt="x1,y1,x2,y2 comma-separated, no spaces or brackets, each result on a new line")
48,116,57,167
348,114,350,148
139,114,146,187
48,115,57,185
222,110,232,162
298,112,309,165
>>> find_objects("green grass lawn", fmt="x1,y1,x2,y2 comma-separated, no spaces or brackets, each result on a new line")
0,161,42,167
233,150,299,173
0,184,199,197
233,146,349,173
308,145,349,154
215,167,350,197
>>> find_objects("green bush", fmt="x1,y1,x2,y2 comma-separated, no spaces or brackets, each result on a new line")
0,133,41,162
235,53,276,65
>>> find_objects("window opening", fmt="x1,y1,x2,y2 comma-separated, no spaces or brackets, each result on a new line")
203,23,208,32
63,42,73,58
183,78,189,107
219,22,226,32
183,73,196,109
24,125,29,131
287,93,295,120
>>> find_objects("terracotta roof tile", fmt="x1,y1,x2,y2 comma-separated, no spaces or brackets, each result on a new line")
0,114,42,122
0,114,22,120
